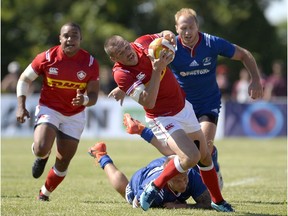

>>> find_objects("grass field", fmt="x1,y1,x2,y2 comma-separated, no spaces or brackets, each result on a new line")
1,137,287,216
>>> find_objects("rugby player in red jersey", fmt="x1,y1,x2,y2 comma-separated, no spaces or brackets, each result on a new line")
104,34,233,212
16,22,100,201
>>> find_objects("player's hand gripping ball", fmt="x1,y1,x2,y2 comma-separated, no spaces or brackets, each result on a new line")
148,38,175,60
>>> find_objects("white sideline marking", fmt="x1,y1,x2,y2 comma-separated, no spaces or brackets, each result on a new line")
225,177,259,187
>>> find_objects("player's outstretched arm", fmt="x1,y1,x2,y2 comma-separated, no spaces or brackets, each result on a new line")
231,45,263,100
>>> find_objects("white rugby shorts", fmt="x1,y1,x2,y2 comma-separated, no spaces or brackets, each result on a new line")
34,105,86,140
145,100,201,145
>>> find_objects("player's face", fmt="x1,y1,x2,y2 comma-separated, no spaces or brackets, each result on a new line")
168,172,188,193
175,15,199,47
111,40,138,66
59,25,81,57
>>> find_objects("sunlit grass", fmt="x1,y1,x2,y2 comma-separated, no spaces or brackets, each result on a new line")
1,137,287,216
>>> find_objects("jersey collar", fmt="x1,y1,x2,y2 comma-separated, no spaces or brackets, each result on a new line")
58,45,81,60
178,32,202,57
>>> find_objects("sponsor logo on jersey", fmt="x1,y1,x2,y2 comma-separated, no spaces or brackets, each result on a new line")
136,72,146,81
189,60,199,67
77,71,87,80
47,77,86,89
165,123,174,131
49,67,58,75
203,57,212,66
137,68,166,89
179,69,209,77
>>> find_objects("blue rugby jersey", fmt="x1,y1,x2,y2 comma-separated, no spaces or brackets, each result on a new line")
126,157,207,207
170,32,235,117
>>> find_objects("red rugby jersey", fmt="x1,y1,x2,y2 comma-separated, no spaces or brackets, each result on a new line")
31,45,99,116
113,35,185,118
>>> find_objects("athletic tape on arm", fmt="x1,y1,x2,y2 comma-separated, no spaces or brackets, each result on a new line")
129,84,145,102
83,95,89,106
16,64,38,97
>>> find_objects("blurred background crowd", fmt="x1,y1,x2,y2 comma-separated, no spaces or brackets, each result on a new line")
1,0,287,103
2,59,286,103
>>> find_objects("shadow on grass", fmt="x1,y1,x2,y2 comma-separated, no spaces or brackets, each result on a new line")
233,200,286,205
82,200,286,216
1,195,29,198
231,214,285,216
232,200,286,216
83,200,126,204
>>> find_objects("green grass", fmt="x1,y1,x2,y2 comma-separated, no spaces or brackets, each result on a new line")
1,137,287,216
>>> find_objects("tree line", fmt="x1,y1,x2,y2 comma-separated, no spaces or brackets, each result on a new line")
2,0,286,83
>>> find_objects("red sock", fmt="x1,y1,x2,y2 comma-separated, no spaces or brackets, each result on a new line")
200,167,223,203
44,167,65,193
153,159,180,189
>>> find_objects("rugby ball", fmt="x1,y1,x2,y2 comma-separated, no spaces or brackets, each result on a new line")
148,38,175,60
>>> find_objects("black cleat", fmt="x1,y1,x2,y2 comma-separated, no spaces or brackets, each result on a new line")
32,157,49,178
37,191,49,201
211,200,234,212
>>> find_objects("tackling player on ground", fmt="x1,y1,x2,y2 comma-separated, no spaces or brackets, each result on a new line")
122,113,223,190
88,142,212,209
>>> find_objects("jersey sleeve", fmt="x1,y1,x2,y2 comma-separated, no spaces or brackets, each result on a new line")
113,67,140,95
134,34,160,50
213,35,236,58
31,51,48,76
89,57,100,81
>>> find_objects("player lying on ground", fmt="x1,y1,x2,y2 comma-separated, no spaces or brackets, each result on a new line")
123,113,223,190
88,142,212,209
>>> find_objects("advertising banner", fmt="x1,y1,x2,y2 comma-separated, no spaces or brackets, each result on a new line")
224,101,287,138
2,95,286,139
1,94,145,139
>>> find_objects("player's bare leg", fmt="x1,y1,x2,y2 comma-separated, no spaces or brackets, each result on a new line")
37,134,78,201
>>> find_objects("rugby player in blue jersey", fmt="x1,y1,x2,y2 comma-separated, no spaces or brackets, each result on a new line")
166,8,263,154
88,142,212,209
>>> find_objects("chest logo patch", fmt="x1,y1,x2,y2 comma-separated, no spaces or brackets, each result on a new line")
165,123,174,131
189,60,199,67
136,72,145,81
49,67,58,75
203,57,212,66
77,71,86,80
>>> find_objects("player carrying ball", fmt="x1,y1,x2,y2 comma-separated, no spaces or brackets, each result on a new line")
104,32,233,212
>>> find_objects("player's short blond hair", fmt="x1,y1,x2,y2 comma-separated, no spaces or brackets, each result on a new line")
175,8,198,24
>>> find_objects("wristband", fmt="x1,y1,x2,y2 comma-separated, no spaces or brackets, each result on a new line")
83,95,89,106
140,127,154,143
16,80,29,97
